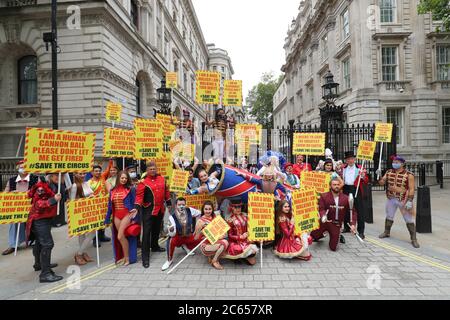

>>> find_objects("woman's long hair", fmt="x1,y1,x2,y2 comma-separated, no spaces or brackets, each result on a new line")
73,174,85,199
113,171,132,190
201,200,216,218
275,200,292,235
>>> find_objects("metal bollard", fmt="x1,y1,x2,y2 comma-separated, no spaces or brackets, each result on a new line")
416,186,432,234
436,161,444,189
419,163,426,187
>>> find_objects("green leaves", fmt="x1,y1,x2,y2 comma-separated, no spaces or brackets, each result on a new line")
418,0,450,32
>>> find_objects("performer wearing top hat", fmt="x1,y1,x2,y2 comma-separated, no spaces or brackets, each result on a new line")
341,151,368,239
377,155,419,248
224,199,259,265
310,177,358,252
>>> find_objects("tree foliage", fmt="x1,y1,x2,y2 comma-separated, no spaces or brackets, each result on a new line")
246,72,282,129
418,0,450,32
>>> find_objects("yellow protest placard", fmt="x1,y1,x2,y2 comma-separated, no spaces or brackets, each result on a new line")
106,102,122,123
24,128,95,173
357,140,377,161
292,189,320,235
300,171,332,194
0,192,31,225
170,139,194,162
67,195,109,238
169,170,190,193
223,80,243,107
148,152,173,183
248,193,275,242
235,124,262,144
166,72,178,89
375,123,393,143
237,138,250,158
202,215,230,245
103,128,135,158
134,119,163,160
293,133,326,156
195,71,221,105
156,113,176,144
177,193,218,211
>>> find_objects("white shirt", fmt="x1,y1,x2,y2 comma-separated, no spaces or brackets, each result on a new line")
344,165,357,185
15,174,30,183
167,207,202,238
70,182,94,200
334,195,339,220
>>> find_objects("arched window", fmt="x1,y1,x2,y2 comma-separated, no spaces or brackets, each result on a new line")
135,79,141,115
18,55,37,105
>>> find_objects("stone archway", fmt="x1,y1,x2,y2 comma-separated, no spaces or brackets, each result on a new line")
136,70,155,118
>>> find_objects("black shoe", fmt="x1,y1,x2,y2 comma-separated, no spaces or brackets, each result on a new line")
151,247,165,253
358,233,365,240
143,262,150,269
39,273,63,283
93,239,101,248
34,263,58,271
137,240,142,249
99,236,111,243
340,235,346,244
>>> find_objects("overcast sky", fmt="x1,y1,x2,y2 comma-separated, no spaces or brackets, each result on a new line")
192,0,300,103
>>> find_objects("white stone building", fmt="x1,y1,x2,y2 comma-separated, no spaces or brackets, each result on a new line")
275,0,450,161
0,0,236,158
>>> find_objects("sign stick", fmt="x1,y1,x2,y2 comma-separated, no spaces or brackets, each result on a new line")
112,121,115,129
377,142,384,180
14,223,21,257
260,242,263,269
96,230,100,268
306,155,309,170
167,238,207,274
123,158,125,171
57,172,62,216
355,160,366,199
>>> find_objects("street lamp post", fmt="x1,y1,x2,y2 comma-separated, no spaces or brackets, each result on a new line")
156,78,172,115
320,70,343,131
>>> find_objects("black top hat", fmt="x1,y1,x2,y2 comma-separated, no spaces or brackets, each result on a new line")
344,151,356,159
230,199,243,207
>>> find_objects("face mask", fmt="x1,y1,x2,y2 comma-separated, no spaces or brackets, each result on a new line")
392,163,402,170
129,172,137,179
18,168,25,175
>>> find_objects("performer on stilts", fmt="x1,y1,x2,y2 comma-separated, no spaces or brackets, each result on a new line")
162,197,203,271
224,199,259,265
377,155,420,248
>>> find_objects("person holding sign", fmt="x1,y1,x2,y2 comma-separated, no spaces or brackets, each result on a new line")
105,171,139,266
274,201,312,260
162,197,203,271
2,160,38,256
224,199,259,265
69,172,95,266
194,201,229,270
293,155,312,179
135,161,171,268
310,178,358,252
26,180,63,283
342,151,368,239
378,156,420,248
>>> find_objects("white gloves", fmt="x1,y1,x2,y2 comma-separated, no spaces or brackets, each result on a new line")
376,169,382,178
321,215,328,224
405,200,413,211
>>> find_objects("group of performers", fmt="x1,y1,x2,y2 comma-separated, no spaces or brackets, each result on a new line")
2,147,420,283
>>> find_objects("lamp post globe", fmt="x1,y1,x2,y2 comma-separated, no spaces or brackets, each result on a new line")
157,78,172,115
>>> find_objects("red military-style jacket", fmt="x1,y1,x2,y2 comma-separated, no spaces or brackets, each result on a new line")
135,175,170,217
318,191,358,227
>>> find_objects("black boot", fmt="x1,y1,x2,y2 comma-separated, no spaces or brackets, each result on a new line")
406,223,420,249
34,263,58,271
379,219,394,239
98,230,111,242
39,248,63,283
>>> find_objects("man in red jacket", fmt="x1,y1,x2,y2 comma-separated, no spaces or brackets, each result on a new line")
310,178,358,252
292,155,312,178
26,179,63,283
134,161,171,268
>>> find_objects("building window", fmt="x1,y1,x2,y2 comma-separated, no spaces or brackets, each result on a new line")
437,45,450,81
321,34,328,61
342,58,351,89
387,108,404,145
135,79,141,115
221,66,225,73
18,55,37,105
164,36,169,59
174,60,179,72
380,0,396,23
341,8,350,39
130,0,139,29
213,66,217,72
443,107,450,143
183,72,187,91
382,46,398,81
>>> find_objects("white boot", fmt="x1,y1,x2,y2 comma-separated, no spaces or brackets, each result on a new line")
162,260,173,271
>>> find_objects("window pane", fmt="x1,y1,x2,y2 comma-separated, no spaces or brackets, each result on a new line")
19,56,37,104
444,108,450,143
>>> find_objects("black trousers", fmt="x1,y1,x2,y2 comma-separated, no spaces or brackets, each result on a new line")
141,212,163,263
343,185,365,235
31,218,54,277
